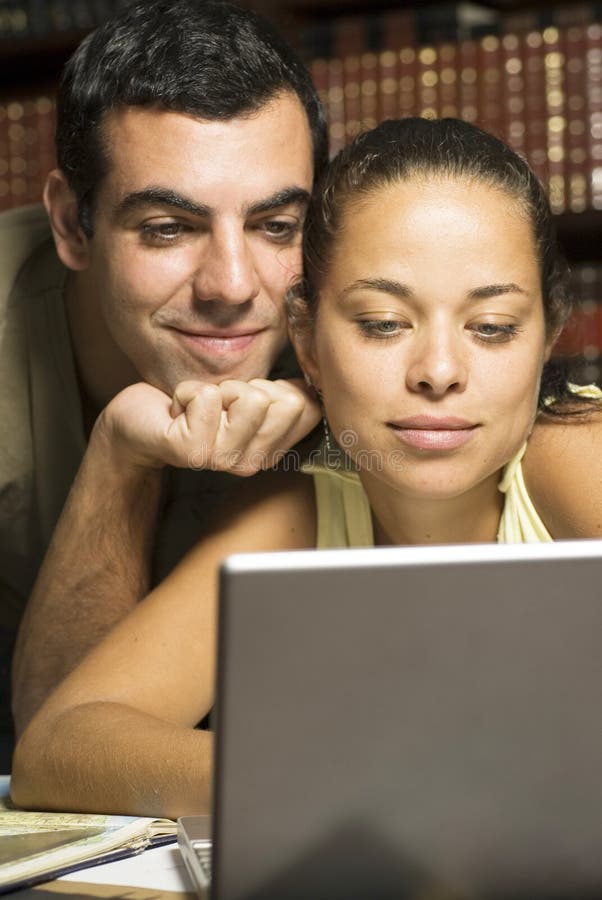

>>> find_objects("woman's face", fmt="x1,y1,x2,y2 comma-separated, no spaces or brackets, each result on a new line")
301,176,552,503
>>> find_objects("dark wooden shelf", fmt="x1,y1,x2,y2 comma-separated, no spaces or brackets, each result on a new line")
556,211,602,262
0,30,90,96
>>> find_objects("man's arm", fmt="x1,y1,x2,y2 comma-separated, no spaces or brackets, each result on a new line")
11,427,163,736
11,467,316,818
12,378,319,734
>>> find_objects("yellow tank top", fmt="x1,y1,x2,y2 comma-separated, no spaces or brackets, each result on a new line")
306,384,602,548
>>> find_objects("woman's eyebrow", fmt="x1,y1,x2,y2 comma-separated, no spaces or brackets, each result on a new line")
467,283,528,300
340,278,414,299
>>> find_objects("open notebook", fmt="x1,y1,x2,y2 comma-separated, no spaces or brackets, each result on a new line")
180,539,602,900
0,777,176,894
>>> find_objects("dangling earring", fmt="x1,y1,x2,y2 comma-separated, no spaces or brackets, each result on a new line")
303,372,333,452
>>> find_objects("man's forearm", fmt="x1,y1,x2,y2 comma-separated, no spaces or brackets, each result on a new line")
12,428,163,735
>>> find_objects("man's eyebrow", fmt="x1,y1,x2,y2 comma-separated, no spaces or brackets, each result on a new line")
115,188,211,218
340,278,414,300
467,283,528,300
246,187,311,216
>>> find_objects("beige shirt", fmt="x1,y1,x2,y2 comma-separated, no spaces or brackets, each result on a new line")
0,205,85,629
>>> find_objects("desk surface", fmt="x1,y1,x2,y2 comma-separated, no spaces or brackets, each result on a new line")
24,844,197,900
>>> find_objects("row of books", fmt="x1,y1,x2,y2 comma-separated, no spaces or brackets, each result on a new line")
310,22,602,217
297,2,602,62
2,0,602,48
0,0,128,40
0,95,55,211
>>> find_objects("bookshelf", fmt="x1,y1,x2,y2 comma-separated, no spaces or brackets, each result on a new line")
1,0,601,381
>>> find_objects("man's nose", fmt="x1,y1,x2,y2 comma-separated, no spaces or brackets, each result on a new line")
405,326,468,397
193,226,261,305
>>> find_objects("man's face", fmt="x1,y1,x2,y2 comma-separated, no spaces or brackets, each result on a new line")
75,93,313,395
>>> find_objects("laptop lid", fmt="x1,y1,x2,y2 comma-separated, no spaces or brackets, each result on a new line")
211,540,602,900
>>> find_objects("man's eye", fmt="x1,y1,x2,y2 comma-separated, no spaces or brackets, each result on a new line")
259,220,299,241
141,222,190,243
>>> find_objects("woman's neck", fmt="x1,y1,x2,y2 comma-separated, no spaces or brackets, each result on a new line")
365,472,504,547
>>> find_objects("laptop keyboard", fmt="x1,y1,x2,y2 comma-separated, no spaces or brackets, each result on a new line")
191,838,212,885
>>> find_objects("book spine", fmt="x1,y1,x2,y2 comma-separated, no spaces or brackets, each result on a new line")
377,49,399,123
0,103,9,213
564,25,589,212
379,8,416,53
7,100,27,208
543,26,567,214
477,33,503,138
398,46,418,119
342,54,362,143
521,29,549,189
359,51,379,132
417,44,439,118
501,32,527,159
458,37,479,124
437,41,460,119
585,23,602,210
327,57,346,156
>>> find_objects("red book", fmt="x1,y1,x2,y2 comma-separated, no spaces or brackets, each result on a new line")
377,49,399,123
542,26,567,215
7,99,27,209
416,44,438,119
501,32,527,158
359,51,379,132
563,25,589,212
327,57,346,156
585,23,602,211
477,33,503,139
520,29,548,189
379,9,416,54
458,38,479,125
437,41,460,120
333,15,364,60
342,54,362,142
398,46,418,119
0,103,9,213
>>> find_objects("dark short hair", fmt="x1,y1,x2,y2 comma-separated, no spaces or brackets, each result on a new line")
56,0,327,235
290,117,584,415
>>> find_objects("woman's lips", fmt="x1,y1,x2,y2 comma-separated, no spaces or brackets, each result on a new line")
388,416,478,451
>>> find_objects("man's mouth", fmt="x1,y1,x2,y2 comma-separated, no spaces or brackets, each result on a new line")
168,326,266,355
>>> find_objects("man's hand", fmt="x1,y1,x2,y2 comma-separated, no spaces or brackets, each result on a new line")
96,377,320,475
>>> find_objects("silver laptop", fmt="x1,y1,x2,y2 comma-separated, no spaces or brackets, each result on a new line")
179,539,602,900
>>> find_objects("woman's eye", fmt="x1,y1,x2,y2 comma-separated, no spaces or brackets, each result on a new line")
470,322,520,343
358,319,407,338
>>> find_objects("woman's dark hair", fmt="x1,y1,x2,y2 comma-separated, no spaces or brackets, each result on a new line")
56,0,328,236
290,117,590,415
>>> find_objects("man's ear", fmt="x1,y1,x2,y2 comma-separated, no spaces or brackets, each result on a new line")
43,169,90,271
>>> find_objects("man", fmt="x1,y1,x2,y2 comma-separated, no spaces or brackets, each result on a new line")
4,0,327,764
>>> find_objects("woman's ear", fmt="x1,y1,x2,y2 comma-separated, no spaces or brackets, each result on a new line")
289,325,321,394
544,326,564,363
43,169,90,271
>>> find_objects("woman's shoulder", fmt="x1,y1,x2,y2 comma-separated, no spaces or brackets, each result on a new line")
523,400,602,538
194,466,318,554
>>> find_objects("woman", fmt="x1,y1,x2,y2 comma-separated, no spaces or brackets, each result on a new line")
11,118,602,818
